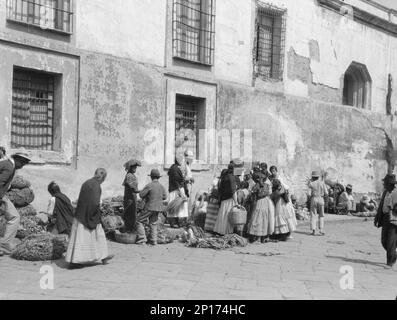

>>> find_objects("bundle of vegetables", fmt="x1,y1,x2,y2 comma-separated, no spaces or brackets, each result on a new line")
11,233,68,261
186,233,248,250
100,197,124,217
16,216,46,240
17,205,37,217
7,188,35,208
10,176,31,190
101,215,125,233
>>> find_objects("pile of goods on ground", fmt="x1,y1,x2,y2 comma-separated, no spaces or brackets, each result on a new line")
350,211,377,218
144,222,181,245
11,233,68,261
100,196,125,234
186,233,248,250
185,225,248,250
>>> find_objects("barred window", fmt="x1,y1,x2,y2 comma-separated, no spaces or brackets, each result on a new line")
7,0,73,34
11,69,56,151
175,95,206,160
254,4,286,81
173,0,216,65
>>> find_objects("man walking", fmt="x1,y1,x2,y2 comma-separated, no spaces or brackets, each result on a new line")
308,171,329,236
0,152,31,256
375,174,397,269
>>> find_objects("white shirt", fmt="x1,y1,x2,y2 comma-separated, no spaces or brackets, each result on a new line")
47,197,56,216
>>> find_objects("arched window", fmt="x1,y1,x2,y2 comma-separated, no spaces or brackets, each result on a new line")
342,62,372,109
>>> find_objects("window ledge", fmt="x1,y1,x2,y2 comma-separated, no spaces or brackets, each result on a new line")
6,18,73,36
9,149,73,167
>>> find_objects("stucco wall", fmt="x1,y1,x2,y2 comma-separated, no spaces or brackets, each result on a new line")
217,81,395,201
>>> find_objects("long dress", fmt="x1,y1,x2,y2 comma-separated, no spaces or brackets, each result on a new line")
213,171,237,235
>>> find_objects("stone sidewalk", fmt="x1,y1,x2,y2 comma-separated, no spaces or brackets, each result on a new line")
0,215,396,300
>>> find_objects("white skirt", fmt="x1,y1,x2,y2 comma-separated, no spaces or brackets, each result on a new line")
65,219,109,265
168,189,189,218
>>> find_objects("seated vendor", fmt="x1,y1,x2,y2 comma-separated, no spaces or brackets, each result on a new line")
338,184,356,213
46,182,75,236
358,195,377,212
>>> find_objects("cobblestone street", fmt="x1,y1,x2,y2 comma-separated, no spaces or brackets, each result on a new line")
0,215,396,300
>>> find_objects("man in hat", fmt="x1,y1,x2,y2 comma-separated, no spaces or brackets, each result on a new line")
122,159,142,233
338,184,356,214
375,174,397,269
136,169,168,245
0,152,31,256
308,171,328,236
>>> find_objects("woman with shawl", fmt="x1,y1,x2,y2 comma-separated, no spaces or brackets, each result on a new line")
66,169,114,268
46,182,74,236
167,156,188,228
214,164,238,235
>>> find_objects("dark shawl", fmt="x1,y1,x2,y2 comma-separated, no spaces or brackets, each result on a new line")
53,192,75,235
75,178,102,230
219,170,237,202
168,164,185,193
375,190,387,228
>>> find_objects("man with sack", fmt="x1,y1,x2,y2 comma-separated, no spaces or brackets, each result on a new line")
375,174,397,269
0,152,31,256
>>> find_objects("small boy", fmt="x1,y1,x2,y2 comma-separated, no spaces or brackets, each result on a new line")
136,169,168,245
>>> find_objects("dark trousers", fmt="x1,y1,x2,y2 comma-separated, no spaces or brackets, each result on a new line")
136,211,159,243
381,223,397,266
124,196,137,232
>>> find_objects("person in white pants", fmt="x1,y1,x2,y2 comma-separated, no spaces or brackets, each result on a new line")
308,171,329,236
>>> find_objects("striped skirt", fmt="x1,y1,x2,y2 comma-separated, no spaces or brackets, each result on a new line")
204,200,220,232
65,219,109,265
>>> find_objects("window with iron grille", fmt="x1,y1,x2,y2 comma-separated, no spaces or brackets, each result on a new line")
254,4,286,81
173,0,216,65
7,0,73,34
11,69,56,151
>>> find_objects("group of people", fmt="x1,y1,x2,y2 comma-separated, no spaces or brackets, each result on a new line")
1,145,396,269
199,162,298,243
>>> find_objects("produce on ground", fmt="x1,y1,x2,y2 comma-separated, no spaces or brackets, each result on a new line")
17,205,37,217
11,233,68,261
186,232,248,250
16,216,46,240
7,188,35,208
10,176,31,190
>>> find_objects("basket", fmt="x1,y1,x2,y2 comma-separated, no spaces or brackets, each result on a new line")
114,231,137,244
229,205,247,226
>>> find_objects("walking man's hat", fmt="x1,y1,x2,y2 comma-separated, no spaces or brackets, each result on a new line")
149,169,161,179
346,184,353,190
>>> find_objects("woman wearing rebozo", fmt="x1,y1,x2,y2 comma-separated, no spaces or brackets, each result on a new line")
66,168,114,269
166,156,189,228
214,163,238,235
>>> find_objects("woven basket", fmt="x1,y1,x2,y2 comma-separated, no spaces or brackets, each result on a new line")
229,205,247,226
114,231,137,244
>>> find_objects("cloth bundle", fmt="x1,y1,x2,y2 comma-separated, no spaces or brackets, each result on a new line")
166,196,188,216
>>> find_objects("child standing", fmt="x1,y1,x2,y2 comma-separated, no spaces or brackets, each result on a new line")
136,169,168,245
